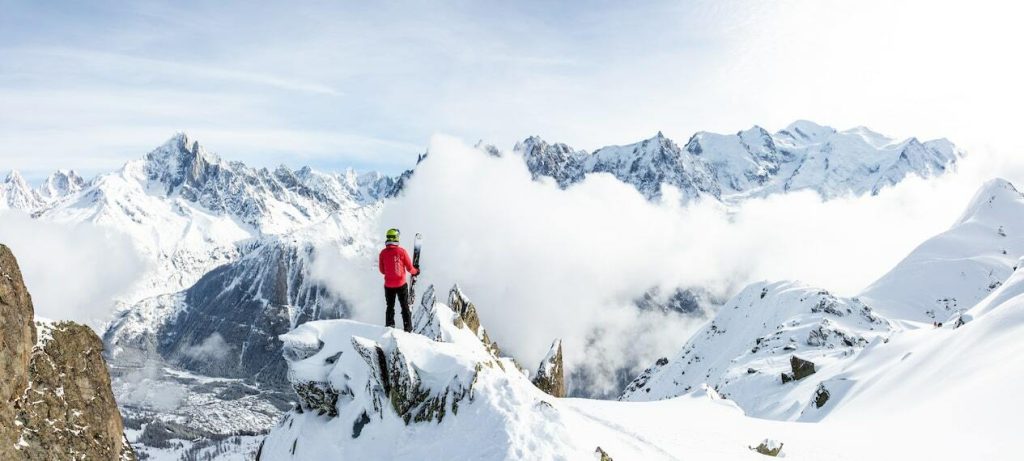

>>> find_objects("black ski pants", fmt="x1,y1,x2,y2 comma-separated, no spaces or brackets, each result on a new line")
385,283,412,332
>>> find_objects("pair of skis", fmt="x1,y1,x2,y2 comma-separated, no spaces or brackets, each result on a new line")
410,233,422,304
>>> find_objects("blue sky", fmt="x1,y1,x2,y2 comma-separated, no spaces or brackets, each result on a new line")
2,0,1022,180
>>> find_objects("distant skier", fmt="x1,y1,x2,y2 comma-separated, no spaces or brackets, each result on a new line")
379,228,419,332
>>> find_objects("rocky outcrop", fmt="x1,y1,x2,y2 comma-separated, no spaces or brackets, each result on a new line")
595,446,615,461
17,321,136,460
277,284,526,451
293,381,340,418
448,285,500,357
751,439,784,457
350,335,475,425
0,244,35,458
532,339,566,397
0,244,135,460
813,383,831,408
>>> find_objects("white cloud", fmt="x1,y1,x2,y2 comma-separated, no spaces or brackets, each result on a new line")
115,363,187,411
181,332,231,362
0,211,145,331
313,135,1022,395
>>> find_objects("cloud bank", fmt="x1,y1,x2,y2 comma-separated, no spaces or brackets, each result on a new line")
313,135,1018,395
0,211,145,331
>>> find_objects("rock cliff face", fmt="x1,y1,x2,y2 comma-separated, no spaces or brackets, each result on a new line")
0,244,34,458
0,244,135,460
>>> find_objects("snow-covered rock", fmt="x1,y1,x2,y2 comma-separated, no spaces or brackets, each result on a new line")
532,339,566,397
261,299,547,459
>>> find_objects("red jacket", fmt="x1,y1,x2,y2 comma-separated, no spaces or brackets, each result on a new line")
379,243,418,288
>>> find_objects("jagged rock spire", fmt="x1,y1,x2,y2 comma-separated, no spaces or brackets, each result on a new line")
448,284,500,357
532,339,566,398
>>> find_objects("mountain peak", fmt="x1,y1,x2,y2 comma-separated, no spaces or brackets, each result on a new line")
147,132,220,166
38,169,86,201
781,120,836,141
955,178,1024,226
4,169,28,185
143,132,225,194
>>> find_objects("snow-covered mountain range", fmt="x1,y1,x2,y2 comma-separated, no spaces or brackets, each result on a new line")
0,122,979,459
0,169,87,211
515,120,961,201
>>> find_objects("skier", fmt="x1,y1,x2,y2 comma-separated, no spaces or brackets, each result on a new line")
379,228,419,332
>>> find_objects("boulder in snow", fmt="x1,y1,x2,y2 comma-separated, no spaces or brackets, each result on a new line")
781,355,816,383
750,438,784,456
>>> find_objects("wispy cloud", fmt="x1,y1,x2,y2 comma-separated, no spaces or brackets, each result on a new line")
1,47,343,96
2,0,1022,176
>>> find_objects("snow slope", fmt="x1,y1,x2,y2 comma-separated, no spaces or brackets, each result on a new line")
860,178,1024,323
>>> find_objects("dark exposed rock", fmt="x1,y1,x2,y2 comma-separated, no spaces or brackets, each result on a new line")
293,381,340,417
532,339,566,397
0,244,136,460
814,383,831,408
781,355,816,383
351,411,371,438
